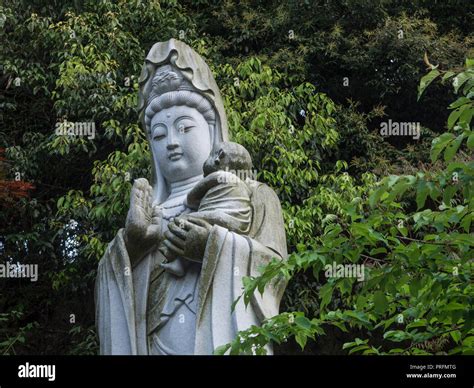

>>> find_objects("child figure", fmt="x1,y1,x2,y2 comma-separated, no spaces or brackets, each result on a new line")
159,142,254,275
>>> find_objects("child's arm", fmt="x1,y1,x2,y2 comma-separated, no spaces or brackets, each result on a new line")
186,210,250,234
186,171,242,209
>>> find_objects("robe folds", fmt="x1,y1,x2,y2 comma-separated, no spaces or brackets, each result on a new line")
95,181,287,355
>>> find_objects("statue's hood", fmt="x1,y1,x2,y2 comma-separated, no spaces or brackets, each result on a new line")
138,38,229,143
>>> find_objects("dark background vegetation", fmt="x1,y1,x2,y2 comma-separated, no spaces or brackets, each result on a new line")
1,0,472,354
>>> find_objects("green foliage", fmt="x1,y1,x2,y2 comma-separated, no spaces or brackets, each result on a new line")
224,61,474,355
218,58,341,248
1,0,472,355
1,0,196,355
0,309,39,355
187,0,473,139
215,312,325,355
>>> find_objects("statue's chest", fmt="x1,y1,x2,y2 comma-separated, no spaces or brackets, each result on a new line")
146,197,197,346
156,196,190,222
161,205,187,221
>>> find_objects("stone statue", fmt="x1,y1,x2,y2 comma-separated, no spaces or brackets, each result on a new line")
95,39,288,355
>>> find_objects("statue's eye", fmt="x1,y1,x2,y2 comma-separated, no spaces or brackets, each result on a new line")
176,121,195,133
152,126,166,141
153,134,165,141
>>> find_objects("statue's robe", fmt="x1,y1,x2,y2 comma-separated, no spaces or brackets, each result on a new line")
95,181,287,355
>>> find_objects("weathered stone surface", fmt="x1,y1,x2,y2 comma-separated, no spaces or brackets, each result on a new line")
95,39,288,355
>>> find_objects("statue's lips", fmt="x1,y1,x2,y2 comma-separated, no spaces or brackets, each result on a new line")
168,152,183,161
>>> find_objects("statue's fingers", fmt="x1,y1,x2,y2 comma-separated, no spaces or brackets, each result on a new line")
173,216,184,225
135,180,150,203
143,189,152,214
164,230,185,247
183,220,197,232
168,222,188,240
173,217,193,230
158,245,173,260
135,184,151,213
128,194,138,212
133,191,144,210
131,184,141,200
146,224,161,239
145,183,153,198
151,205,162,220
162,239,184,257
134,178,145,185
134,178,149,190
131,179,141,191
185,216,210,229
158,245,166,255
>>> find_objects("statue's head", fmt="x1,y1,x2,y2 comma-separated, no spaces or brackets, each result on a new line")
138,39,229,203
145,66,215,183
203,141,253,177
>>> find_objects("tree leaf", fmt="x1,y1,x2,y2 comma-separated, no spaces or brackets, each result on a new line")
431,133,454,162
418,69,440,101
444,134,464,162
467,133,474,150
373,291,388,314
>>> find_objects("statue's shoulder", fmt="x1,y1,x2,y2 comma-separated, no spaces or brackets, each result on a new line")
187,171,247,209
245,180,281,206
246,180,285,241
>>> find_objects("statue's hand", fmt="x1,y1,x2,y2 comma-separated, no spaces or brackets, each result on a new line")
124,178,162,264
162,216,212,262
158,242,177,262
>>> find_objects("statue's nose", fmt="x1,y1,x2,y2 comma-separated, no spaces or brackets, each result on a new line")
167,130,179,149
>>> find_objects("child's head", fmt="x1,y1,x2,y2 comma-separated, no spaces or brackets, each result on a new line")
203,142,252,177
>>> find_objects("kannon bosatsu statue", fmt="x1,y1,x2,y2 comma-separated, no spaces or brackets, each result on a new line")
95,39,288,355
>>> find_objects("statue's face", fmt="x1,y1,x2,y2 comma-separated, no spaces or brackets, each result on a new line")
150,105,212,183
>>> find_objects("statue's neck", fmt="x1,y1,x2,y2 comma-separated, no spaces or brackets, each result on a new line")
167,174,203,200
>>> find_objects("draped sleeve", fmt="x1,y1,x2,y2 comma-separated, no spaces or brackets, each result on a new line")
194,182,288,354
95,229,161,355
